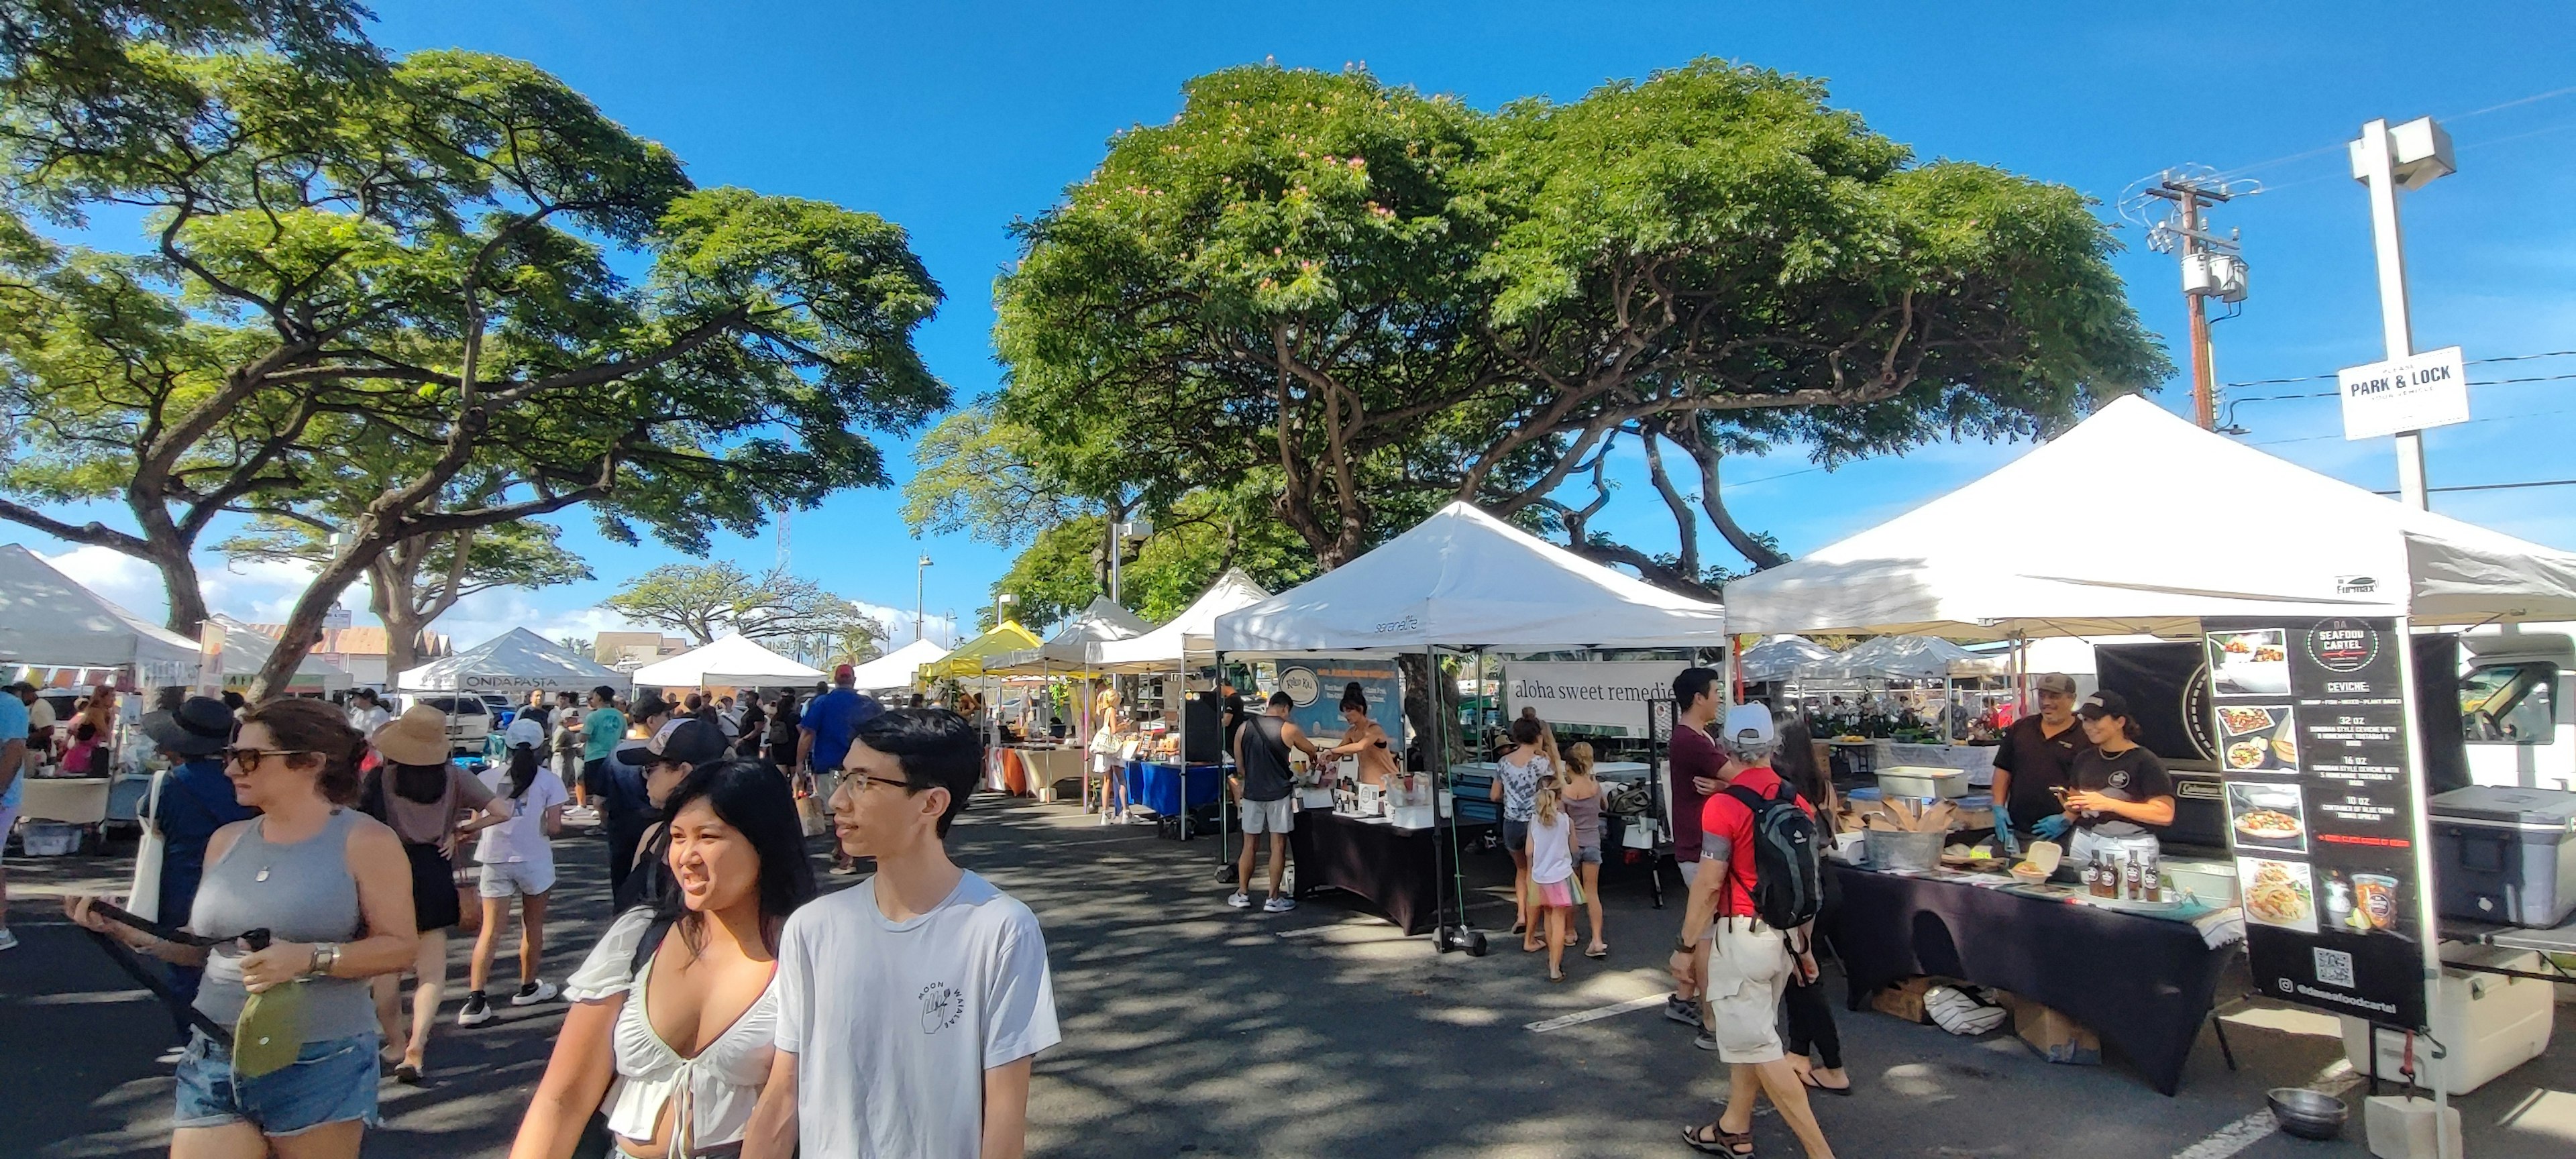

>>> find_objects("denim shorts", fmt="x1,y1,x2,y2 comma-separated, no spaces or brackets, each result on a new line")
1502,818,1530,850
174,1030,380,1136
1574,843,1603,866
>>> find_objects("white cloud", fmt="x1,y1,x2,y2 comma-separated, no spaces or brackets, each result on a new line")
854,600,959,649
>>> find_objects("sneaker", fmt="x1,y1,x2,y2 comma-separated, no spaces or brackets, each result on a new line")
1693,1030,1721,1052
511,979,559,1006
457,992,495,1027
0,928,16,951
155,1044,188,1065
1664,994,1703,1028
1262,895,1297,913
1226,891,1252,909
828,863,859,876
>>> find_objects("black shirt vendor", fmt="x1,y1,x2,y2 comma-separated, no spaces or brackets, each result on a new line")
2061,689,2176,866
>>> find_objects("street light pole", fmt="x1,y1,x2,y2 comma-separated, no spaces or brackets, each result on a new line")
2349,116,2455,510
916,554,932,642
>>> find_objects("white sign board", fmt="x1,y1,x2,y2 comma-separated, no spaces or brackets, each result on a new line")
2339,346,2467,441
1505,661,1686,732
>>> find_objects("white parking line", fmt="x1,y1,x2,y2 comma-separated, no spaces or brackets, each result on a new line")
1525,993,1670,1033
2169,1058,2357,1159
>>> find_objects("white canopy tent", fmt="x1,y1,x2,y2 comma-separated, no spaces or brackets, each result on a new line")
1795,633,1979,681
400,627,629,696
631,633,827,689
989,596,1152,675
1216,502,1727,655
1737,634,1837,683
208,614,352,694
0,543,200,682
845,637,947,694
1087,569,1273,674
1725,396,2576,639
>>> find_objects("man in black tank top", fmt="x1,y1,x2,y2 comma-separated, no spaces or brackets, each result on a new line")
1230,692,1320,912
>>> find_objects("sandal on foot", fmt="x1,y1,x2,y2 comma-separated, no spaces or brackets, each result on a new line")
1800,1073,1854,1097
1682,1123,1753,1156
1584,942,1609,958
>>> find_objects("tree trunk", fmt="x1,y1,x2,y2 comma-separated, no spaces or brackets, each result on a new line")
369,555,421,676
1675,425,1789,571
250,546,380,701
154,545,213,641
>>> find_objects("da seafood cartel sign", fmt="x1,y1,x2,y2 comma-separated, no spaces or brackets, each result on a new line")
2339,346,2467,441
2204,616,2429,1028
1505,661,1686,732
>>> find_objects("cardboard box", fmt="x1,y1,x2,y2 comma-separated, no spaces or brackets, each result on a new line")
1994,990,2101,1065
1869,976,1933,1024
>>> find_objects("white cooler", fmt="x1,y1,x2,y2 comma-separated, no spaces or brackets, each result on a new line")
2337,944,2554,1095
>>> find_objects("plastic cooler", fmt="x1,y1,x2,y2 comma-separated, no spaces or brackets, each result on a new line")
2426,785,2576,928
2337,944,2554,1095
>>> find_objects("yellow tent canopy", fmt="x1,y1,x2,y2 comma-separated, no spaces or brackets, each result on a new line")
918,621,1043,681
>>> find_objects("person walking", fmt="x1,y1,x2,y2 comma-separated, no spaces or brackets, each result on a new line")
459,736,569,1028
346,687,392,737
134,696,259,1033
576,685,627,816
740,710,1059,1159
362,704,515,1083
1560,741,1609,959
1489,715,1554,946
65,698,417,1159
550,690,584,806
1229,691,1320,912
1665,666,1726,1030
506,759,816,1159
610,716,731,912
1525,773,1577,982
799,665,883,875
1672,705,1835,1159
737,690,768,759
1768,708,1851,1097
0,680,23,951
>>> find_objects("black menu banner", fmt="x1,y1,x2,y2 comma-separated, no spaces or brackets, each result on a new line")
2204,616,2426,1028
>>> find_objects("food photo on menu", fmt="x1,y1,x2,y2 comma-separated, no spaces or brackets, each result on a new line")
2226,781,2309,853
2237,855,2320,934
2320,867,2416,942
2209,629,2292,695
2216,704,2299,772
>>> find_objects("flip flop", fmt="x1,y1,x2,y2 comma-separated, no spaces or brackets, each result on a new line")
1800,1073,1854,1097
1682,1123,1754,1156
1548,969,1566,983
1584,943,1609,958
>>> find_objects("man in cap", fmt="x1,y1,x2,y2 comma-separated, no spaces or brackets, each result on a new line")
799,663,883,875
133,696,258,1021
13,681,54,779
610,715,731,910
1991,673,2089,845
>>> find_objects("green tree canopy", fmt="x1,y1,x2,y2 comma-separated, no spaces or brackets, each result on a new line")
0,40,943,694
993,60,2169,593
605,561,880,651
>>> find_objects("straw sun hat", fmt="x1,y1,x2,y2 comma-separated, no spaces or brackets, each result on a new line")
373,704,454,765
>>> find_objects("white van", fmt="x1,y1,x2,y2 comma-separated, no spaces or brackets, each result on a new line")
388,692,494,754
2457,629,2576,791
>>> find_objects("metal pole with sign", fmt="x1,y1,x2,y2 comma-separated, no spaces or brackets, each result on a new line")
2347,117,2458,510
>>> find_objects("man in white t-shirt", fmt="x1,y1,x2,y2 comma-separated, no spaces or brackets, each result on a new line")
347,687,392,736
744,709,1059,1159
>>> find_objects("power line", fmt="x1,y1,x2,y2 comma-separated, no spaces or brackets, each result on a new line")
2202,82,2576,182
2371,478,2576,497
2220,351,2576,392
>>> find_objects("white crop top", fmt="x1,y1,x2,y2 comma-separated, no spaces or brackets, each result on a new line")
564,909,780,1156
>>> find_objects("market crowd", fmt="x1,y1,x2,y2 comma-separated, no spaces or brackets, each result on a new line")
57,663,1061,1159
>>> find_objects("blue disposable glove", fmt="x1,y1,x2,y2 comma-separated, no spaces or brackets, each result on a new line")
2032,814,2072,842
1991,804,2020,857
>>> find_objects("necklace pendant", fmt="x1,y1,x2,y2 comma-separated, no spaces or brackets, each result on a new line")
254,868,271,883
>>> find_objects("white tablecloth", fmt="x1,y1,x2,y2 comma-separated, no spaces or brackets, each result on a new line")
1874,742,1998,787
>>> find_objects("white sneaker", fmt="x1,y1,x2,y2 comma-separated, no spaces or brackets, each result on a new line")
1263,895,1297,913
511,979,559,1006
456,992,496,1027
1226,891,1252,909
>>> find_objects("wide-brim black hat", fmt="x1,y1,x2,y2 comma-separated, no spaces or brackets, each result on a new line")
141,696,235,758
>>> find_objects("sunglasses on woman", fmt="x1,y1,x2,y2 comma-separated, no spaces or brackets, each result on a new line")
225,747,314,770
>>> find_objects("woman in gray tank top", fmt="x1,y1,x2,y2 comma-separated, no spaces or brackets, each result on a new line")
66,698,418,1158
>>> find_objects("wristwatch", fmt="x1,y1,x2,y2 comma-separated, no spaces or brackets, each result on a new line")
1674,934,1700,953
307,942,341,977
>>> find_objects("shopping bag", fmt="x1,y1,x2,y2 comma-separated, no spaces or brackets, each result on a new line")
123,771,167,922
794,773,827,837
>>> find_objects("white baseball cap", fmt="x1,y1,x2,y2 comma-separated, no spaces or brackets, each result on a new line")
1720,704,1776,753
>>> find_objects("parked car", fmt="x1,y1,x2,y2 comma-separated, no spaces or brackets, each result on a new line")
389,693,494,753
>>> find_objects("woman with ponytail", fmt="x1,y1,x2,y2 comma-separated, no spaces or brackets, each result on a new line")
461,734,570,1029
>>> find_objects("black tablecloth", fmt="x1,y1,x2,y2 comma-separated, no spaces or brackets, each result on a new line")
1827,865,2235,1095
1290,810,1476,935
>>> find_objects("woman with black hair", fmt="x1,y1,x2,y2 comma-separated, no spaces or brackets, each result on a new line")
765,692,800,768
2062,689,2176,867
509,759,817,1159
461,738,570,1028
1320,682,1398,787
1768,707,1853,1097
363,704,515,1082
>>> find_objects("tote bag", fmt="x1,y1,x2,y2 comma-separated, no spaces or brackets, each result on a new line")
123,771,168,923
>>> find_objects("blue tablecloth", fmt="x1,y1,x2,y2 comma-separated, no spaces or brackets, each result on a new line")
1124,761,1224,817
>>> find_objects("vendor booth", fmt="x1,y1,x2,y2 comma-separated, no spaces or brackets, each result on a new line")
207,614,353,696
631,633,827,691
986,597,1151,797
399,627,629,697
1083,571,1273,830
845,637,947,695
0,544,201,842
1727,396,2576,1097
1216,502,1728,943
1737,634,1837,683
921,621,1044,780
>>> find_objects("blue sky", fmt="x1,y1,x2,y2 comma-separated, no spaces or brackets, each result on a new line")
28,1,2576,650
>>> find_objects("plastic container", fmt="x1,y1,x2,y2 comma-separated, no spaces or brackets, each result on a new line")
2337,944,2554,1095
2427,785,2576,928
1876,765,1968,799
19,820,80,857
1866,829,1946,873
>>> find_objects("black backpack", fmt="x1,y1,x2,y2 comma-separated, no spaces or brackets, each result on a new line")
1722,781,1825,935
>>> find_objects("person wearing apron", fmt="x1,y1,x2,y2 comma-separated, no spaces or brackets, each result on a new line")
2060,690,2177,867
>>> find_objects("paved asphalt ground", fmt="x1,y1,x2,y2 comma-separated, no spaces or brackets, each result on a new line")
6,794,2572,1158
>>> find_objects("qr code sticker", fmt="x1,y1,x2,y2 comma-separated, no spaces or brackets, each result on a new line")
2314,946,2357,988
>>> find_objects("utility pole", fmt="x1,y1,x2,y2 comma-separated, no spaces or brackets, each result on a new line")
2349,116,2456,510
915,553,932,642
2137,172,2251,429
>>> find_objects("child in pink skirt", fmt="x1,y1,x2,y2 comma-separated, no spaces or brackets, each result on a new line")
1524,775,1578,982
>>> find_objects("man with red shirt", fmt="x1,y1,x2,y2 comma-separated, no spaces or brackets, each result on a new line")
1670,704,1835,1159
1664,667,1727,1030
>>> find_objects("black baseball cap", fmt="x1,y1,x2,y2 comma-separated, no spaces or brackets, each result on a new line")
2076,689,2131,720
616,717,729,767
